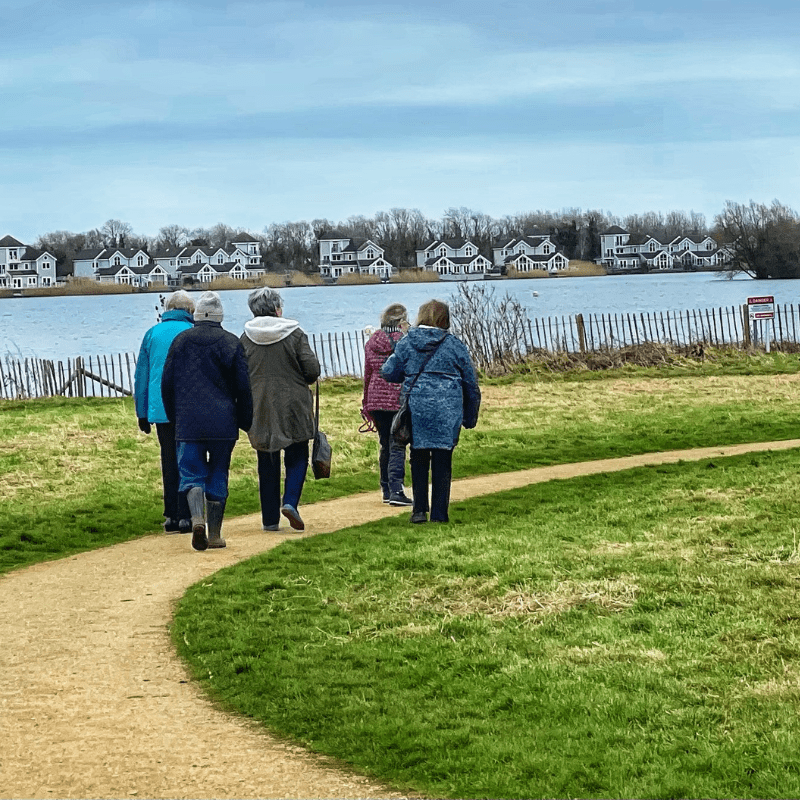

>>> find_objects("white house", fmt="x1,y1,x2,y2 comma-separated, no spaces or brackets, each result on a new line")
75,234,265,286
492,233,569,274
598,227,727,271
0,235,58,288
318,231,394,279
416,238,494,279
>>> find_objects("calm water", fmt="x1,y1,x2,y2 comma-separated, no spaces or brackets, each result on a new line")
2,272,797,362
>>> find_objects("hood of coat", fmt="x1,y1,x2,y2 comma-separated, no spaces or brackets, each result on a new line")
243,315,300,345
161,308,194,325
406,325,449,352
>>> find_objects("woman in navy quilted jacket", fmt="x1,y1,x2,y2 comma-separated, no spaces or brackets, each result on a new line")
362,303,411,506
381,299,481,524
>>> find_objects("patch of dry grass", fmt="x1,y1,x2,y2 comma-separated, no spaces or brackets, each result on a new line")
390,269,440,283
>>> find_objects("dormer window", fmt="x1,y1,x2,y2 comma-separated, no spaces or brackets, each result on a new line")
217,254,224,264
332,243,340,253
113,256,121,266
137,255,144,266
649,241,656,252
543,244,551,254
465,246,474,256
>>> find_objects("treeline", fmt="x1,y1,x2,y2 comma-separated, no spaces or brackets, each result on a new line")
34,206,715,276
31,201,800,280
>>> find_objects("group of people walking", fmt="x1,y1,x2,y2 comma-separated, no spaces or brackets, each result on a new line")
135,288,480,551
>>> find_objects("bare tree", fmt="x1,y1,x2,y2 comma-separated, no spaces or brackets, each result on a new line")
715,199,800,279
157,224,189,249
100,219,133,248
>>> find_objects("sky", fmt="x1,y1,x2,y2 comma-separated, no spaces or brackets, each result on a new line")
2,0,800,243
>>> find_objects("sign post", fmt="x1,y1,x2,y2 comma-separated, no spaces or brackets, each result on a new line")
747,296,775,352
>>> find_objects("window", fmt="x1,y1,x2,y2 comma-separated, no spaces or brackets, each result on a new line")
465,246,474,256
332,243,340,253
366,249,375,259
543,244,551,254
137,255,144,266
217,255,223,264
113,256,121,266
9,249,17,260
649,241,656,252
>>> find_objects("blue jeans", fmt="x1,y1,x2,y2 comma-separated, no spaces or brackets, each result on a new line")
410,448,454,522
370,410,407,497
257,441,309,527
176,440,236,502
156,422,190,521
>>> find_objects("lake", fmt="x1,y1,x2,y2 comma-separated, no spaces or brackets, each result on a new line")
2,272,799,362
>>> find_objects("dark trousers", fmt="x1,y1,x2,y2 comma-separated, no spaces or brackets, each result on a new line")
370,410,407,497
410,447,454,522
155,422,190,521
257,441,310,527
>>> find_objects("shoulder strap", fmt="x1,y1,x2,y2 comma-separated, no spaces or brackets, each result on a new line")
314,380,320,434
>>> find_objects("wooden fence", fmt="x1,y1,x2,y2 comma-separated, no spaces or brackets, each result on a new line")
1,303,797,400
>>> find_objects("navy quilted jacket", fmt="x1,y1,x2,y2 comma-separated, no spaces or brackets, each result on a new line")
381,326,481,450
161,321,253,441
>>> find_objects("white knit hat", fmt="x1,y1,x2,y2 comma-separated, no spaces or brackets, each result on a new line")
194,291,224,322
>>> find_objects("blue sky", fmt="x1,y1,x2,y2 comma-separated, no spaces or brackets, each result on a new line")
2,0,799,242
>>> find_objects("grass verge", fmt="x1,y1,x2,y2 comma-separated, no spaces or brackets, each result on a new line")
174,448,800,798
1,352,800,573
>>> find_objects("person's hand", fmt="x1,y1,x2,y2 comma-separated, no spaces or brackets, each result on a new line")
138,418,152,434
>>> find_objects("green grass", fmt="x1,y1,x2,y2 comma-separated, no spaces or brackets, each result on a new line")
174,449,800,798
2,352,800,573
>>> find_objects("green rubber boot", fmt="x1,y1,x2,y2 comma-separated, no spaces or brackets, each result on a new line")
187,486,207,551
206,499,226,549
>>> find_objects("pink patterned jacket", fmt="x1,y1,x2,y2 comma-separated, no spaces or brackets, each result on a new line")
362,328,404,413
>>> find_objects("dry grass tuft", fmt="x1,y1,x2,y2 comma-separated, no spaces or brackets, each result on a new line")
342,576,638,640
506,267,550,280
390,269,440,283
336,273,382,286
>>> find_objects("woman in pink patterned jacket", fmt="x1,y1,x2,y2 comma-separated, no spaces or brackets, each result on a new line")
362,303,412,506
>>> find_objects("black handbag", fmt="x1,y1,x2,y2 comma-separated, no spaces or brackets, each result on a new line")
311,381,331,479
390,333,447,447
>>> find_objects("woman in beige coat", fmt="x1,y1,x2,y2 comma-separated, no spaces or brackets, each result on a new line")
241,287,320,531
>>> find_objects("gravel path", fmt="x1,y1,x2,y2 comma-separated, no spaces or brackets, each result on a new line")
3,439,799,800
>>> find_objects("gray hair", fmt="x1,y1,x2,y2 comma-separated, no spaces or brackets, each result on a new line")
248,286,283,317
380,302,407,329
165,290,195,313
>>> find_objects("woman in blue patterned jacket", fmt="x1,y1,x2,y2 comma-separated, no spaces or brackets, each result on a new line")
381,299,481,524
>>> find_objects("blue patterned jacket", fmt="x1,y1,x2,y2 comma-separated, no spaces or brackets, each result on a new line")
381,326,481,450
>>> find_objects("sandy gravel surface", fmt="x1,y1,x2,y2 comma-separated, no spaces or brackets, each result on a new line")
2,439,799,800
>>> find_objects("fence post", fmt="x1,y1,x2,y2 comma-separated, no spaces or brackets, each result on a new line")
76,356,85,397
741,304,750,347
575,314,587,354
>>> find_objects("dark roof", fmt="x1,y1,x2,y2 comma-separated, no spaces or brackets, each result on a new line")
18,247,54,262
233,233,259,243
318,230,348,240
602,226,628,235
8,268,39,276
0,235,25,247
151,246,186,259
75,248,107,260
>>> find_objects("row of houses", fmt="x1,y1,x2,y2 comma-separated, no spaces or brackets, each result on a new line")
318,229,570,280
598,227,731,271
1,225,730,290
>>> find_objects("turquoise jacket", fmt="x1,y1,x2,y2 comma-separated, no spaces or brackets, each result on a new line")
134,309,194,423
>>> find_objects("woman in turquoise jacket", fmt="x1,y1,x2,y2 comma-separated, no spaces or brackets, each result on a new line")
134,290,195,532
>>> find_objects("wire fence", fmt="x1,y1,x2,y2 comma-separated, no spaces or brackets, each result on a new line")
0,303,795,400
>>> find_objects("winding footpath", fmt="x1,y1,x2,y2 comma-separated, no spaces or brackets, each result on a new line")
3,440,800,800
